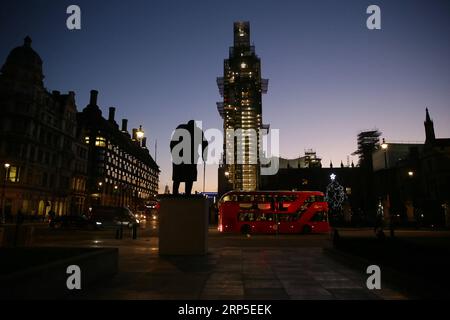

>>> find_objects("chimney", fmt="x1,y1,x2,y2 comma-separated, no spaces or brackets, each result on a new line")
142,137,147,148
108,107,116,122
90,90,98,105
121,119,128,132
68,91,75,102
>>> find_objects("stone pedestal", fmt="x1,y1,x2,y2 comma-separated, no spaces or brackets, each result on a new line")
159,195,208,255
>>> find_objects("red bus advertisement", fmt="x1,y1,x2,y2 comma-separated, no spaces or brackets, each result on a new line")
218,191,330,234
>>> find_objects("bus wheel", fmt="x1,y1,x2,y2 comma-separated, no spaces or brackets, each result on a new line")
302,225,312,234
241,224,251,235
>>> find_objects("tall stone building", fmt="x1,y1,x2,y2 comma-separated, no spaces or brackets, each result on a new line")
78,90,159,210
217,22,269,191
0,37,88,219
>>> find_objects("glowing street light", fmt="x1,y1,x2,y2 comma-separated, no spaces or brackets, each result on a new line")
408,171,414,177
330,173,336,181
381,138,389,169
136,125,145,140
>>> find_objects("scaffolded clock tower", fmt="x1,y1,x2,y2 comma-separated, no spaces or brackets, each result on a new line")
217,22,269,191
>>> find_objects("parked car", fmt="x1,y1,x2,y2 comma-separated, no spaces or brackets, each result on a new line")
88,206,140,229
49,215,94,229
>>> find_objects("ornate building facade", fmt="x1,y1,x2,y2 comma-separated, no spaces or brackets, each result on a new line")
78,90,159,211
0,37,159,220
0,37,87,218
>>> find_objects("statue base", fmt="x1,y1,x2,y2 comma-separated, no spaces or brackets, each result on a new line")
158,195,208,255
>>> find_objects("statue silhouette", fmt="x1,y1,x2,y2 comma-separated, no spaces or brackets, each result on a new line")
170,120,208,195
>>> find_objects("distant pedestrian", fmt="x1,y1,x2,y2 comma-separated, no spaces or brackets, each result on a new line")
374,200,385,239
332,228,340,246
389,213,396,238
48,209,56,228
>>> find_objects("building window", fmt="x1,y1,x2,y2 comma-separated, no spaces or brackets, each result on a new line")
85,136,90,144
95,137,107,147
7,166,20,183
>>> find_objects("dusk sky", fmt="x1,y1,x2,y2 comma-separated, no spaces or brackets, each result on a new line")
1,0,450,192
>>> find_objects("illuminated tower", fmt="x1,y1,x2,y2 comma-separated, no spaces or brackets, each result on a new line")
217,22,269,191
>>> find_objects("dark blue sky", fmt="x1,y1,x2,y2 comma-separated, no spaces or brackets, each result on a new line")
1,0,450,192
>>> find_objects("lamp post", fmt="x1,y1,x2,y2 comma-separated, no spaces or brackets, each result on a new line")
2,163,11,224
97,181,103,206
381,139,393,235
381,138,388,169
136,125,145,142
135,127,145,209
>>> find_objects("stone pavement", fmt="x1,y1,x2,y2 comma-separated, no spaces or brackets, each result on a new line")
75,242,406,300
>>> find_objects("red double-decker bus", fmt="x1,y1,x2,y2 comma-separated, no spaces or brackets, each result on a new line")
218,191,330,234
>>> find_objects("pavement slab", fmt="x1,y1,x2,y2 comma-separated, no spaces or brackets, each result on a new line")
33,227,409,300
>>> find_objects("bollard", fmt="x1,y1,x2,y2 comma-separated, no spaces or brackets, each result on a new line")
390,227,395,238
132,223,138,240
332,228,340,247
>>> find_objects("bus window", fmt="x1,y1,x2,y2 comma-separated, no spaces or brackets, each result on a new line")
268,196,276,211
222,195,232,203
311,212,327,222
277,197,287,211
238,212,255,222
239,203,253,209
293,209,306,221
279,214,293,222
258,203,272,210
277,195,297,211
257,213,266,221
254,195,265,202
238,194,254,202
306,195,325,203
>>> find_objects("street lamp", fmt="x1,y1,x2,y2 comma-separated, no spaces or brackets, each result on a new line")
408,171,414,177
2,163,11,224
381,139,388,150
381,138,388,169
136,125,145,140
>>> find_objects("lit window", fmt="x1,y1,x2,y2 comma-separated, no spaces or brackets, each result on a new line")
85,137,90,144
7,166,20,183
241,63,247,69
95,137,107,147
